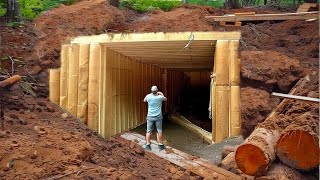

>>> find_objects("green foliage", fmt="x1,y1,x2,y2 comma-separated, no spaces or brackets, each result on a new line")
121,0,182,12
0,0,5,16
188,0,224,7
0,0,78,20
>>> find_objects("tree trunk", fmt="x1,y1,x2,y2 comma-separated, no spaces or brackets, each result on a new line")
234,76,310,177
225,0,241,8
256,163,318,180
0,75,21,88
220,152,255,179
109,0,120,7
276,112,319,171
235,128,280,177
6,0,21,23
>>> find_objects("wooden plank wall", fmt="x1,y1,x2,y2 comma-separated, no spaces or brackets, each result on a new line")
49,43,186,139
165,70,186,112
211,40,241,143
184,71,211,88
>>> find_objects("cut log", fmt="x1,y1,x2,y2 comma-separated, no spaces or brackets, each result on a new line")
235,128,280,177
235,76,310,177
276,112,319,171
220,152,254,179
0,75,21,88
256,163,318,180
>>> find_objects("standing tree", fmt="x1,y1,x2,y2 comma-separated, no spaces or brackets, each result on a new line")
109,0,120,7
6,0,21,22
225,0,241,8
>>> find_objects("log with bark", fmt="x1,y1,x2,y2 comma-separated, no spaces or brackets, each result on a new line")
235,76,310,177
0,75,21,88
276,112,319,171
220,151,254,179
255,163,318,180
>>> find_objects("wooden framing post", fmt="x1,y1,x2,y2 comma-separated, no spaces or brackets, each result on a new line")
88,43,101,131
213,40,230,142
77,44,90,123
60,45,69,109
229,40,241,137
67,44,80,116
103,47,114,138
49,69,60,104
99,45,107,137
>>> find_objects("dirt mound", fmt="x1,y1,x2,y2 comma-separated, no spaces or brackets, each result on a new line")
240,50,305,92
0,1,319,177
240,20,319,70
128,5,216,32
0,85,200,179
0,25,36,59
31,0,130,68
240,87,280,138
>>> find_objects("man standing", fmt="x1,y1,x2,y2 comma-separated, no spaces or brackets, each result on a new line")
143,85,167,151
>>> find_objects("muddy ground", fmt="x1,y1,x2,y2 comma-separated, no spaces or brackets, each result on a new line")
0,0,319,178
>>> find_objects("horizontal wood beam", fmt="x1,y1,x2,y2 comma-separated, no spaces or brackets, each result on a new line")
206,11,318,22
72,32,241,43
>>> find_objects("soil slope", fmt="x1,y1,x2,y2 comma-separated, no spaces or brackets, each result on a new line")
0,0,318,178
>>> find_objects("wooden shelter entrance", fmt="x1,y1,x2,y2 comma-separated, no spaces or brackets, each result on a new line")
49,32,241,143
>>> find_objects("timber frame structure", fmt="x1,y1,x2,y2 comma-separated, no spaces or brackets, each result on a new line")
49,31,241,143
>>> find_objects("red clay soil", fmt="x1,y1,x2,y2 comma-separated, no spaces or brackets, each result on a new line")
240,50,305,92
0,1,319,177
0,85,201,179
240,87,280,138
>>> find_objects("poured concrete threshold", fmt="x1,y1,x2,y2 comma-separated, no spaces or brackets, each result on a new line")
169,114,212,144
121,132,242,180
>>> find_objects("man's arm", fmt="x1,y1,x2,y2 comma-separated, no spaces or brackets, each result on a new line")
157,91,167,101
143,95,148,102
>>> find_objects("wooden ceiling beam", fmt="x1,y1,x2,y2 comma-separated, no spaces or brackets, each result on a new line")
71,32,241,44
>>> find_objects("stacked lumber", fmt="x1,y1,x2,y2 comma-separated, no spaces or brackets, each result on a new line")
205,11,319,25
297,3,319,12
220,75,319,179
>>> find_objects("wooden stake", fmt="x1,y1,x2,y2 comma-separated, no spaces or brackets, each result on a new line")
49,69,61,104
60,45,69,109
77,44,90,123
214,86,230,142
67,44,80,116
230,86,241,137
87,43,101,131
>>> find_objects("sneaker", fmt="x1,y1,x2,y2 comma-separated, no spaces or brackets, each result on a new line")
143,144,151,151
158,144,166,151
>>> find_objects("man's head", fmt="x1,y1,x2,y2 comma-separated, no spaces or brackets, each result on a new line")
151,86,158,94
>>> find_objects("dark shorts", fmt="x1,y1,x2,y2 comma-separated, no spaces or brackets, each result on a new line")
146,115,163,133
